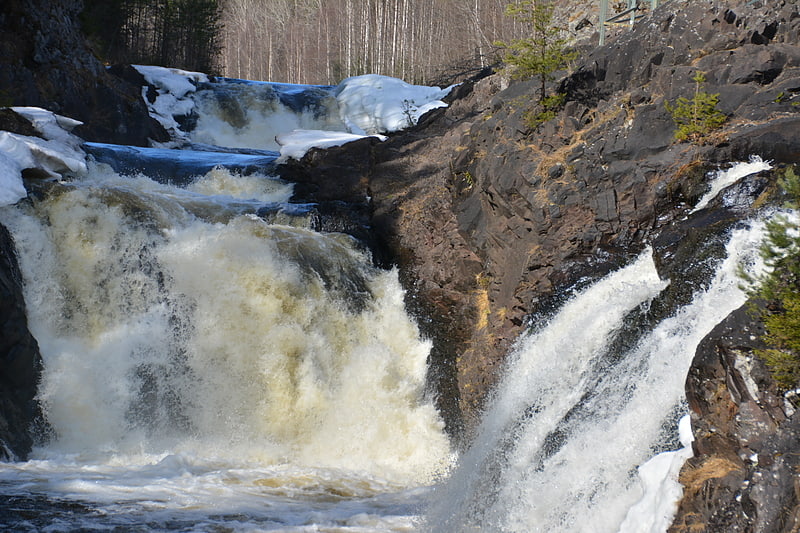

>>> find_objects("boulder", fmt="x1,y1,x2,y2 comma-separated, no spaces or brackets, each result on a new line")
670,304,800,533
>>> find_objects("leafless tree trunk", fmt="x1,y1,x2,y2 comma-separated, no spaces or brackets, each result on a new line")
220,0,531,84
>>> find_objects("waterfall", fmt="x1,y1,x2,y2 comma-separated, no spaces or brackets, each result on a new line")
0,70,461,531
1,160,451,476
0,147,453,530
0,67,773,531
427,222,766,532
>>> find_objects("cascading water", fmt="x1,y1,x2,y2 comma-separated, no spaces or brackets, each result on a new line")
0,160,452,530
426,220,766,532
0,71,455,531
0,66,774,532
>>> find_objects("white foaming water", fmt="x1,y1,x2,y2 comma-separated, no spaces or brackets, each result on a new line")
186,166,294,203
134,67,451,158
692,156,772,212
427,222,766,532
0,161,451,531
190,81,347,152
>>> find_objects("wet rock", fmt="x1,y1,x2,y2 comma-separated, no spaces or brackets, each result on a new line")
670,304,800,533
0,109,40,138
0,224,42,460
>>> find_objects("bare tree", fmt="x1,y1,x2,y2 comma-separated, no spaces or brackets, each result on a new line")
218,0,559,85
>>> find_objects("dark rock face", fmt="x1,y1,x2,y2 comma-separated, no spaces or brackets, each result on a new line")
0,224,42,460
278,0,800,438
0,0,166,145
670,304,800,533
437,0,800,427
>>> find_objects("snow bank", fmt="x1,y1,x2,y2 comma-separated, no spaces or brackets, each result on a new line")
134,65,208,99
0,151,27,206
617,415,695,533
276,74,450,161
0,108,87,206
12,107,83,148
335,74,451,135
275,130,386,162
133,65,208,142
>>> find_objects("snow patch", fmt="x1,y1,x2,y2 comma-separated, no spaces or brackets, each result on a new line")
133,65,208,98
617,415,694,533
276,130,386,162
0,108,87,206
335,74,451,135
0,150,26,206
133,65,208,143
11,107,83,148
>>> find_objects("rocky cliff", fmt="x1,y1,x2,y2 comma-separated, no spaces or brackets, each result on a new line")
0,0,165,145
0,222,41,460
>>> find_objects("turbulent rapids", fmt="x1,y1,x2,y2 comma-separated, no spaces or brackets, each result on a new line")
0,68,775,532
0,70,455,531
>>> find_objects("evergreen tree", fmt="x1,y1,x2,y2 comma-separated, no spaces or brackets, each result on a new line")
744,166,800,388
496,0,576,102
665,72,726,144
82,0,223,74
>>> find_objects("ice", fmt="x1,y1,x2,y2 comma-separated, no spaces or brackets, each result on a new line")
133,65,209,142
617,416,694,533
11,107,83,148
335,74,451,135
0,150,26,206
133,65,208,99
270,75,451,160
0,132,86,177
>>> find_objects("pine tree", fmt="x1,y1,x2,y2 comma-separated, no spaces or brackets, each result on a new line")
496,0,576,102
744,166,800,388
665,72,726,144
81,0,223,74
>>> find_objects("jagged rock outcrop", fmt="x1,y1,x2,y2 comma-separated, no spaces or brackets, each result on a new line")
670,303,800,533
0,224,41,460
0,0,166,145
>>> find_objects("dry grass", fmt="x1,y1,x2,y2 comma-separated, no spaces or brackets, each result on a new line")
474,274,491,330
679,456,742,496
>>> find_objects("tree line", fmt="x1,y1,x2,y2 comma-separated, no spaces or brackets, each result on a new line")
81,0,573,86
82,0,224,74
220,0,532,85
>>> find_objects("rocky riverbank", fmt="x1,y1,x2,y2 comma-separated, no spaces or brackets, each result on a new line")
281,0,800,525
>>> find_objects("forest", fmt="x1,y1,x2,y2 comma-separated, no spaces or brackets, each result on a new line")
81,0,586,85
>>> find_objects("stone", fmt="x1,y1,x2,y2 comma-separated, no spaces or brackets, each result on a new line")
0,224,42,460
0,0,167,146
670,304,800,533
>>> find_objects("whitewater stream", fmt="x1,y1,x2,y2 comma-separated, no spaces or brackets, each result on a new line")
0,68,769,532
